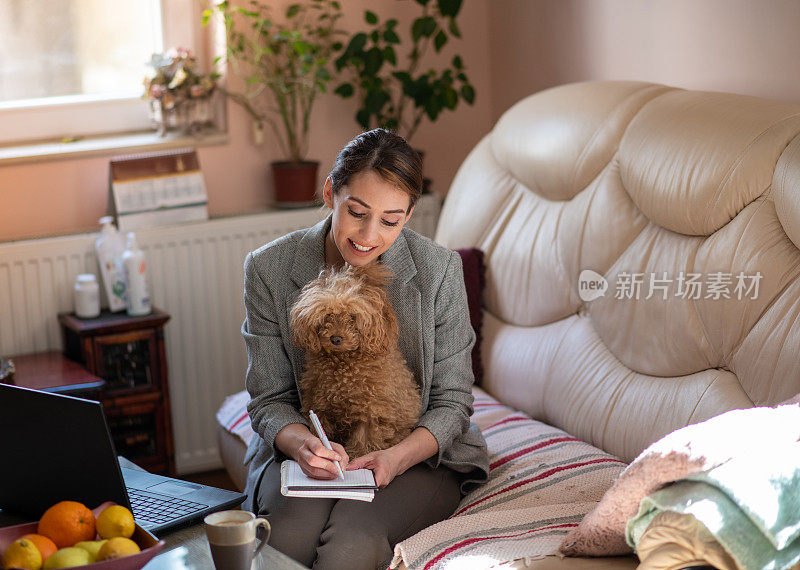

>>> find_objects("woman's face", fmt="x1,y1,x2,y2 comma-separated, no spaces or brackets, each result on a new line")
323,170,414,267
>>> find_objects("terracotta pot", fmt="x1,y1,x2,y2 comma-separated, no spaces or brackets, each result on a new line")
271,161,320,208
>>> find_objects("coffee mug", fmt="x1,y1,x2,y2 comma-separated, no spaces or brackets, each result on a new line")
205,510,271,570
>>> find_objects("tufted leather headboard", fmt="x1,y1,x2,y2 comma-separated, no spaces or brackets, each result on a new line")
435,81,800,463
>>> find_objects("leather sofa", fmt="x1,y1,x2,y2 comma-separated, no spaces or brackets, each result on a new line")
218,80,800,569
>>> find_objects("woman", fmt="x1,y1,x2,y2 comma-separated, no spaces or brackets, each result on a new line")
241,129,489,569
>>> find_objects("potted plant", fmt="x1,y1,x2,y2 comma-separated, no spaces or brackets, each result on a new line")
332,0,475,191
204,0,344,207
143,48,219,137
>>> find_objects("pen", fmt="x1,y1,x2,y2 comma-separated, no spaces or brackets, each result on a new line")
309,410,345,480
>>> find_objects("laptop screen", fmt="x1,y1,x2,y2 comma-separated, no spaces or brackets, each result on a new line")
0,384,131,518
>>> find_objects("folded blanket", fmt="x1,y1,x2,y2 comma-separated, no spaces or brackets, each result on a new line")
626,441,800,570
634,511,738,570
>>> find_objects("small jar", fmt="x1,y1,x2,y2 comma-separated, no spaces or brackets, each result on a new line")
74,273,100,318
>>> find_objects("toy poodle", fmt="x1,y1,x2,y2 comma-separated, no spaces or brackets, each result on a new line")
290,262,422,458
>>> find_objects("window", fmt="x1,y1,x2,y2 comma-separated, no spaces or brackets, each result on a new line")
0,0,221,149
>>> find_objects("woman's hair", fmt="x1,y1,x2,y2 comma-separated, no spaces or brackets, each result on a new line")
329,129,423,212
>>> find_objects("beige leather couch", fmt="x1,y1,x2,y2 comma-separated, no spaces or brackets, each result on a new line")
219,80,800,568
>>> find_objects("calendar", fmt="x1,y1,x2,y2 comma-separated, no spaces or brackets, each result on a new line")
109,149,209,231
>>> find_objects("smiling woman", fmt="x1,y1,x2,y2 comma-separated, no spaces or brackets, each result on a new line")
240,128,489,569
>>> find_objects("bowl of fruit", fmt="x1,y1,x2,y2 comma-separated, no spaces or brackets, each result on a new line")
0,500,164,569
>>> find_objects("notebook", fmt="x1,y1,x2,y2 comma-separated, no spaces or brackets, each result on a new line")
0,384,246,534
280,460,378,502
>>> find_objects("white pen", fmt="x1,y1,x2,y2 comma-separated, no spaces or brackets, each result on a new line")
309,410,345,480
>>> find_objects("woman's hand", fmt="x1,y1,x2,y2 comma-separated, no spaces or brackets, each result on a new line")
346,448,404,488
295,436,350,480
346,427,439,487
275,423,349,480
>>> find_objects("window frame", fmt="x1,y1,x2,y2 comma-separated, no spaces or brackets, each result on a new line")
0,0,227,162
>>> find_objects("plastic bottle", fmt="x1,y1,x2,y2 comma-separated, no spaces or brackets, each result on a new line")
122,232,151,316
95,217,128,312
73,274,100,318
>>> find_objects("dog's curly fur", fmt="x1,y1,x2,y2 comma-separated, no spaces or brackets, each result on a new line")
290,262,422,459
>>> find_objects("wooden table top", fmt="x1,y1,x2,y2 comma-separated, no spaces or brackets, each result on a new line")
4,351,104,393
143,523,307,570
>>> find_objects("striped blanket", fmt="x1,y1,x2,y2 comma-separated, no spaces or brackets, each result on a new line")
389,388,627,570
216,388,626,570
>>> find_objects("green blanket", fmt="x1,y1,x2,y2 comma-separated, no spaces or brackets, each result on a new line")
626,442,800,570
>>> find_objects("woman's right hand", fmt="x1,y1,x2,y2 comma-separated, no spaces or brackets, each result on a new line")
295,435,349,480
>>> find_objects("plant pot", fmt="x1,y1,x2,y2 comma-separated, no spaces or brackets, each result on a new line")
148,95,216,137
271,161,321,208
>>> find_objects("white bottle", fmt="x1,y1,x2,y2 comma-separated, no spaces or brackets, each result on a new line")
122,232,152,316
73,274,100,318
95,217,128,312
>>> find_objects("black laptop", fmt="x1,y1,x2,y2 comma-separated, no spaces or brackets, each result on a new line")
0,384,246,534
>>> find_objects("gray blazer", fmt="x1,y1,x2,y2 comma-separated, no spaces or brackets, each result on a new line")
241,215,489,508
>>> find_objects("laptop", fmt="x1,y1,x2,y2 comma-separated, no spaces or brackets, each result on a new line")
0,384,246,534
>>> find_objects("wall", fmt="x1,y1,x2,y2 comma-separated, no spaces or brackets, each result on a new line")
0,0,493,243
489,0,800,121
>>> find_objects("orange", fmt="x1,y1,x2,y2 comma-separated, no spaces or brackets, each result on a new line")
37,501,96,549
1,537,42,570
20,534,57,562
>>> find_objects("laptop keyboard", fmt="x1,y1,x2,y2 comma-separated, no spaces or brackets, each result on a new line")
127,487,208,526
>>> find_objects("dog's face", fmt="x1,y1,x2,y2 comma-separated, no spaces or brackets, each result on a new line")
290,264,399,355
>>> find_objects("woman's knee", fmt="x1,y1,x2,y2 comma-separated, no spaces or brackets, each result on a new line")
315,518,392,570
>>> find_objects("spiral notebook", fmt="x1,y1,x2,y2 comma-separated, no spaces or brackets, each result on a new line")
280,460,378,502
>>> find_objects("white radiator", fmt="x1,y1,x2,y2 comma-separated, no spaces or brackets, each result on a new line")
0,196,440,474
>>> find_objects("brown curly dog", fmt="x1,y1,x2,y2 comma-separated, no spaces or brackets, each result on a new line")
290,262,422,459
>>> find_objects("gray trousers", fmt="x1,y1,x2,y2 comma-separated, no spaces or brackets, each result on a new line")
255,460,461,570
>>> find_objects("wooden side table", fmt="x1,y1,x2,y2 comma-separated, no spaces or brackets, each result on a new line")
59,309,175,475
2,351,105,397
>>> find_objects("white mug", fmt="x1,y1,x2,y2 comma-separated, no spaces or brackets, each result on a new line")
204,510,271,570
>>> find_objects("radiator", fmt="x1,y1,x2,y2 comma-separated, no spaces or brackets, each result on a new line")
0,196,440,474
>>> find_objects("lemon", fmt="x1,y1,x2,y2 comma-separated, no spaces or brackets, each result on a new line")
41,547,91,569
2,538,42,570
96,505,135,539
97,537,140,561
73,540,107,562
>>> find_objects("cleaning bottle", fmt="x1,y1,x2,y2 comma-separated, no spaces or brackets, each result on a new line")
122,232,152,316
95,216,127,312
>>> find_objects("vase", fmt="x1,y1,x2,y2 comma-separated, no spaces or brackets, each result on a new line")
148,95,215,137
271,161,320,208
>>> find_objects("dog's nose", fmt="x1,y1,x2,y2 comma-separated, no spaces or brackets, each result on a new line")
330,335,342,346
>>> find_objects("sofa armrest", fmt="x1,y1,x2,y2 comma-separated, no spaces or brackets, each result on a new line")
217,424,248,492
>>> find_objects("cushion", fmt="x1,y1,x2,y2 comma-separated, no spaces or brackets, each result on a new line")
559,403,800,557
216,390,255,447
456,247,486,386
390,387,626,570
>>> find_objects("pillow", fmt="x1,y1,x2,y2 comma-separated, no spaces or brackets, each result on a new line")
455,248,485,386
559,403,800,557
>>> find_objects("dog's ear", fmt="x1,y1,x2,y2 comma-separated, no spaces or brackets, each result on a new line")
358,278,399,354
290,290,323,352
353,262,392,289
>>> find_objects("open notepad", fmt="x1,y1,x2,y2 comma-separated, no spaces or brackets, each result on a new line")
280,460,378,502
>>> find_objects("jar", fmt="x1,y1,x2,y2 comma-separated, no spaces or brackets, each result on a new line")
74,273,100,318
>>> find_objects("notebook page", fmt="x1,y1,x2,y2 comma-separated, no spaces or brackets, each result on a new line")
280,461,375,502
284,460,376,488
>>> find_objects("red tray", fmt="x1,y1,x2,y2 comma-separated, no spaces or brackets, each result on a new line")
0,502,164,569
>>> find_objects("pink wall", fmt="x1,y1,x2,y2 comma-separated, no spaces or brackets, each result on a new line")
0,0,493,242
489,0,800,121
9,0,800,243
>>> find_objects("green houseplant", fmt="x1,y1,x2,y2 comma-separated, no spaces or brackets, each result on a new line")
332,0,475,148
205,0,344,206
